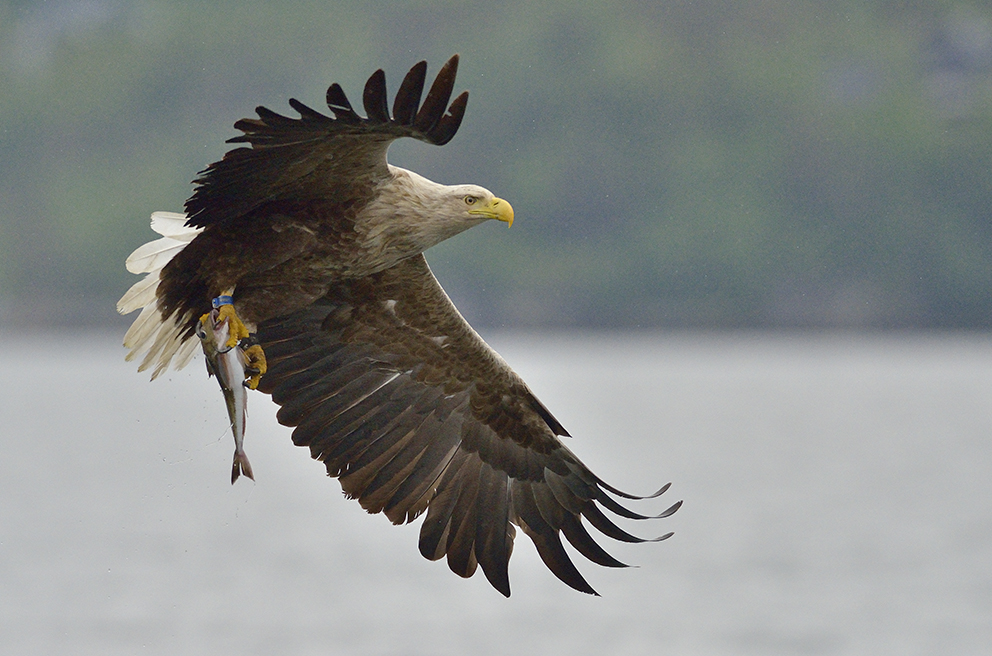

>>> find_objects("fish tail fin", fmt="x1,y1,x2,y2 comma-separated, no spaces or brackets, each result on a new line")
232,450,254,484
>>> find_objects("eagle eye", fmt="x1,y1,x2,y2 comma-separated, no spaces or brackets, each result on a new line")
464,196,477,205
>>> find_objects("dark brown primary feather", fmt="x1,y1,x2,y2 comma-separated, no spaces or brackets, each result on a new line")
255,255,681,596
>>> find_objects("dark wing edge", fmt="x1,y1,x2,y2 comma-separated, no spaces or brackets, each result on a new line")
255,255,680,597
184,55,469,229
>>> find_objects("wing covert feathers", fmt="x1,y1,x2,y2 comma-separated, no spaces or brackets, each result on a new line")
256,255,680,596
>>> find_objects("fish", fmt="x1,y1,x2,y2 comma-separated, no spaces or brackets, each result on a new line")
196,307,254,484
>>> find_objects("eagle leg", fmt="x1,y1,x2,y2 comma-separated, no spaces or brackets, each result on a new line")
215,303,250,348
242,343,267,390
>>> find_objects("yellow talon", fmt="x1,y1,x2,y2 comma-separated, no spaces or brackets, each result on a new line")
216,303,250,349
243,344,267,390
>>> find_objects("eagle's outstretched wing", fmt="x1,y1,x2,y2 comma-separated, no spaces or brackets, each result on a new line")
184,56,468,229
256,254,681,596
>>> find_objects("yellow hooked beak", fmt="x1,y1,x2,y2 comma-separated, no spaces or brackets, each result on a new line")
469,197,514,227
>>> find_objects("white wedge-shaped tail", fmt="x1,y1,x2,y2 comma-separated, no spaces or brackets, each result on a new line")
118,212,202,378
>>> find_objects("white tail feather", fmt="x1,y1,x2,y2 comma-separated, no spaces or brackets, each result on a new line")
125,235,197,275
119,212,203,379
173,335,202,370
123,303,162,357
138,311,188,378
150,211,197,238
117,272,159,314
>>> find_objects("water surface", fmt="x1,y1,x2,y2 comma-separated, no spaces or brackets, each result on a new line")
1,332,990,655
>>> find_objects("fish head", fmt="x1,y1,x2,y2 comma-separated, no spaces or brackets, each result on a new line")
196,309,233,353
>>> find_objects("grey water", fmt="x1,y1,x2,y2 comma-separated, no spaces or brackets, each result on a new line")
1,331,990,655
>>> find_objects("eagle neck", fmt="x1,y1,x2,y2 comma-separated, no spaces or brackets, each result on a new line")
352,165,476,274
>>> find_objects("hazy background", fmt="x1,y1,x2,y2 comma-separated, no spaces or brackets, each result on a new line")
3,0,992,330
3,4,992,654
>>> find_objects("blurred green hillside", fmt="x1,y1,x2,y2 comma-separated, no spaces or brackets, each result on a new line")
3,0,992,329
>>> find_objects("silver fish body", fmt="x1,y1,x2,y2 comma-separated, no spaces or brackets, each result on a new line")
197,308,254,484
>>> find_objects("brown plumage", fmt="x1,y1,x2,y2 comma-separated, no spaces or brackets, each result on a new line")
119,56,680,596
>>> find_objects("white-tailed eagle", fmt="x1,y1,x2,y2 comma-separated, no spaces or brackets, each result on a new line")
118,56,680,596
